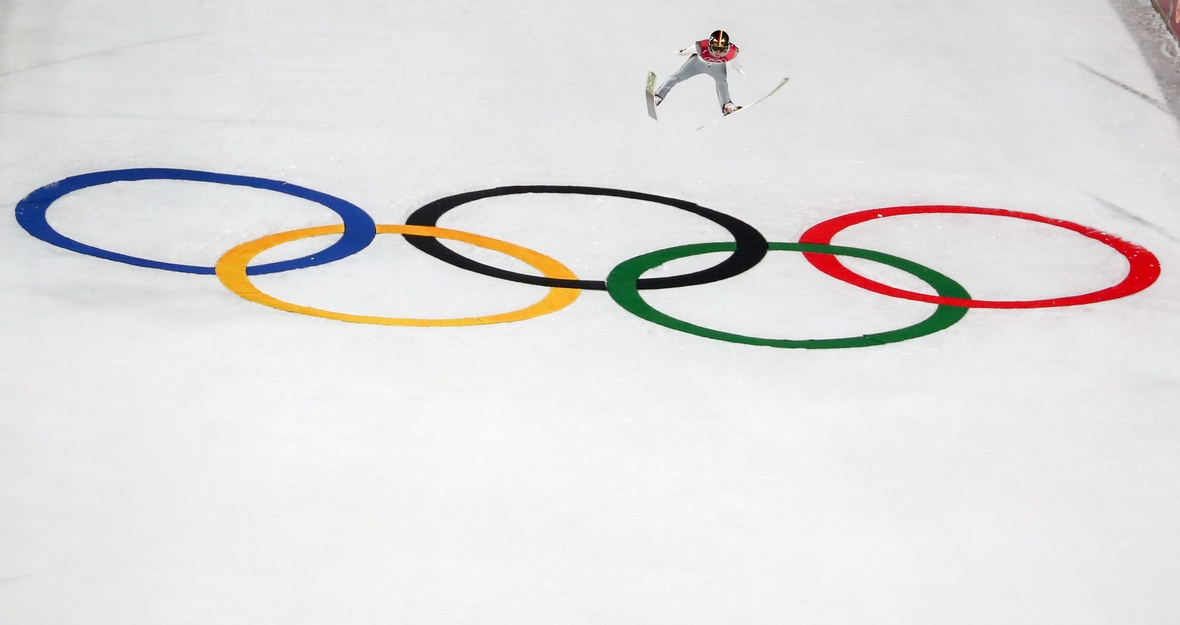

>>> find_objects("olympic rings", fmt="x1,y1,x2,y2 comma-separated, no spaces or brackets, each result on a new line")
607,242,970,349
799,205,1162,309
403,185,768,291
216,224,581,326
14,168,376,275
12,169,1164,348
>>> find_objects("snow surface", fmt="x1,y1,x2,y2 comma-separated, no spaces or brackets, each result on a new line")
2,0,1180,622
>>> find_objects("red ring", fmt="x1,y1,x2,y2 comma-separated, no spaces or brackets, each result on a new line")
798,205,1161,309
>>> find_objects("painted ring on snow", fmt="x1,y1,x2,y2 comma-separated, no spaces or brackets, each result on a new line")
403,185,769,291
798,205,1161,309
216,224,581,326
14,168,377,276
606,241,970,349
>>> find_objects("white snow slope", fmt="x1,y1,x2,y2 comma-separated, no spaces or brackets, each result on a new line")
2,0,1180,623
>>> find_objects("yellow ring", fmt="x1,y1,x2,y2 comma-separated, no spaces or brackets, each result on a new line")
215,224,581,326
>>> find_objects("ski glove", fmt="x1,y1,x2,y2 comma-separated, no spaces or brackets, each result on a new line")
677,47,695,56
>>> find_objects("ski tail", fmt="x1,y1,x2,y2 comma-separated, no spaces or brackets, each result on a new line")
646,72,658,120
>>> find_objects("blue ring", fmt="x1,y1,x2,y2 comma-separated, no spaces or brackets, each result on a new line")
14,168,377,275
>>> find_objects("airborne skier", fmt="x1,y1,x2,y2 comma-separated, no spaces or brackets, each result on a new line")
654,30,743,115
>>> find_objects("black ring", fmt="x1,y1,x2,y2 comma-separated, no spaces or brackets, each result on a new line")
403,185,768,291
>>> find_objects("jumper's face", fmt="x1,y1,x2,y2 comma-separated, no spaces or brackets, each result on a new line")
709,42,727,56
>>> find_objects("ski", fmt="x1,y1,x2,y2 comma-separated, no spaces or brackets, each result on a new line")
645,71,658,120
697,77,789,130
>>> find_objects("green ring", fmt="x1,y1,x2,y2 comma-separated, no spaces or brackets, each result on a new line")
606,242,971,349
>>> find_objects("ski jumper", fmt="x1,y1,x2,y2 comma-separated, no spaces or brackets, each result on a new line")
655,40,739,111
